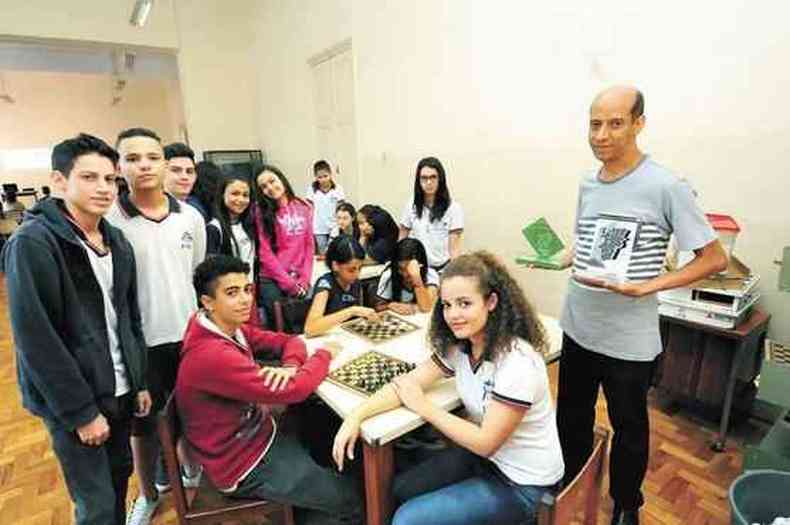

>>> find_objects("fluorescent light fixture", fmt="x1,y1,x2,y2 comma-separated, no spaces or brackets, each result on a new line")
0,148,52,171
130,0,154,27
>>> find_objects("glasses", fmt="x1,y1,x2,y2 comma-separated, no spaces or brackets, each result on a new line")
419,175,439,182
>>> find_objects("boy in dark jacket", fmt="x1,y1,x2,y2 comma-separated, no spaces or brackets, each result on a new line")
176,255,362,525
0,134,151,525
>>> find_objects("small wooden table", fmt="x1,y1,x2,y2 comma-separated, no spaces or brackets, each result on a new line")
657,308,771,451
304,313,564,525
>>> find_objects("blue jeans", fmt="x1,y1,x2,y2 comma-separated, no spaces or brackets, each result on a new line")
44,394,134,525
392,445,555,525
232,429,363,525
315,234,330,255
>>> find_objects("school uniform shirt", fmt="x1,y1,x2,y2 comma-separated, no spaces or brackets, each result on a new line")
106,193,206,347
305,184,345,235
79,238,130,396
207,218,256,283
432,338,565,486
313,272,361,315
400,201,464,268
375,266,439,303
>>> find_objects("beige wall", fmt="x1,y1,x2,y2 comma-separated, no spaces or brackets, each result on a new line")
0,70,181,192
252,0,790,342
0,0,261,160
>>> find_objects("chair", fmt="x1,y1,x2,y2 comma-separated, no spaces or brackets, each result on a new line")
537,426,611,525
273,297,312,334
157,394,295,525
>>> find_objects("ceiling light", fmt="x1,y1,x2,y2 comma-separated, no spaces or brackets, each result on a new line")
130,0,154,27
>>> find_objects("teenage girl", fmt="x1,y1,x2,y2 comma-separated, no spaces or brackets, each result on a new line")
207,174,257,281
399,157,464,271
329,202,358,241
304,235,379,337
305,160,345,255
357,204,398,264
254,164,314,325
333,251,564,525
375,238,438,315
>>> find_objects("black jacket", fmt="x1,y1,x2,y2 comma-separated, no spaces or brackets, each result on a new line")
0,199,147,430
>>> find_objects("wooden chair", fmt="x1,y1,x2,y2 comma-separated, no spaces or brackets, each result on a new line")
157,394,295,525
537,426,611,525
273,297,312,334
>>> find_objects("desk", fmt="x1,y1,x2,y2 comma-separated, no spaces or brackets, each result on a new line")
304,313,563,525
657,309,770,452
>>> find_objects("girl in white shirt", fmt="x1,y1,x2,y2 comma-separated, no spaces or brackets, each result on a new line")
305,160,345,255
333,251,563,525
399,157,464,271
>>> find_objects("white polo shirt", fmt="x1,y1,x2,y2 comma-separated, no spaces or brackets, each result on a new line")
305,184,345,235
106,193,206,347
375,266,439,303
432,338,564,486
400,200,463,268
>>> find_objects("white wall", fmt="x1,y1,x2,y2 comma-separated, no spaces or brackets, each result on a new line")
254,0,790,342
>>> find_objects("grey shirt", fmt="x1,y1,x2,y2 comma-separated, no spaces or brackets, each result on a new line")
560,156,716,361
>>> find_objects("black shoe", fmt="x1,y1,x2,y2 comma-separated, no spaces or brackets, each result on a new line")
610,507,639,525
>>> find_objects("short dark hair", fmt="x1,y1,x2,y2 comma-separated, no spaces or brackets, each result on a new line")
115,127,161,148
164,142,195,162
631,90,645,120
51,133,119,177
313,160,331,174
193,255,251,299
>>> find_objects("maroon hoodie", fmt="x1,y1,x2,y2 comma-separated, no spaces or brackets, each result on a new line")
175,312,331,491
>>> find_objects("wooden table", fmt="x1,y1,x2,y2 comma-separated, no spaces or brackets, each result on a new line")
657,309,770,451
304,313,564,525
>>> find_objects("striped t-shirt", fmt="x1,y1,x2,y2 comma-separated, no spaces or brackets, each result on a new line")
561,156,716,361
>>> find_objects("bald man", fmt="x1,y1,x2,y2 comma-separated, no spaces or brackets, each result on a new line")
556,87,727,525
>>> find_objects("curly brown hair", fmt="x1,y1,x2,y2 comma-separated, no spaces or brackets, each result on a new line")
429,251,548,360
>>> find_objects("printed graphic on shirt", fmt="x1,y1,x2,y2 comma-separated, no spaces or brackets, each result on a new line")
181,231,194,250
574,213,669,283
279,212,307,236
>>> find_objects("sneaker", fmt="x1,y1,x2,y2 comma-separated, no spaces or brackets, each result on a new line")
181,465,203,489
154,459,171,493
126,495,160,525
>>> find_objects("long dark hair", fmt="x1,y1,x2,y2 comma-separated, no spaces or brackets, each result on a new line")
429,251,547,361
215,175,257,259
335,201,359,239
254,164,302,253
358,204,398,246
390,238,429,302
193,161,223,220
413,156,451,223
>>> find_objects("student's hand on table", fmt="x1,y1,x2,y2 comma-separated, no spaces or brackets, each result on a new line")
572,275,652,298
354,306,380,323
332,416,361,472
259,366,298,391
392,375,428,415
77,413,110,447
320,341,344,360
389,302,417,316
134,390,152,417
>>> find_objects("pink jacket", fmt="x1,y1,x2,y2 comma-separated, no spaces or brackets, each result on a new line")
256,199,314,294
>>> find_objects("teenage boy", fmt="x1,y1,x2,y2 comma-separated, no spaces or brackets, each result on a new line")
106,128,206,525
163,142,197,202
177,255,363,525
0,133,151,524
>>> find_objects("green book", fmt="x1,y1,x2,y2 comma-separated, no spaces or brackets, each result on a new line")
515,217,566,270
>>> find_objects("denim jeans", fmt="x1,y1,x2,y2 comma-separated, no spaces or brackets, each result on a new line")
392,445,555,525
315,234,330,255
556,334,654,510
231,429,363,525
43,394,134,525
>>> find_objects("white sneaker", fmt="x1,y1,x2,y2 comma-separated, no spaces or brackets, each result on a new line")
126,495,160,525
181,465,203,489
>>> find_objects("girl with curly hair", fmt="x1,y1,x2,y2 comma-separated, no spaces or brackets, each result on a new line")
332,251,564,525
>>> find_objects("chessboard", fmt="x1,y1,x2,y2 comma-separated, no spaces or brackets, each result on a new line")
328,350,416,396
341,312,420,343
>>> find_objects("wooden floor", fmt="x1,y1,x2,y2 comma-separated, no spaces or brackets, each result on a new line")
0,276,766,524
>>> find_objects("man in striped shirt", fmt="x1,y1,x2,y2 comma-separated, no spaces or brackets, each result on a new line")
556,86,727,525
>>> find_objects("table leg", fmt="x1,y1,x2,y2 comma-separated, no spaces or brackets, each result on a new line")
713,340,746,452
363,441,394,525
